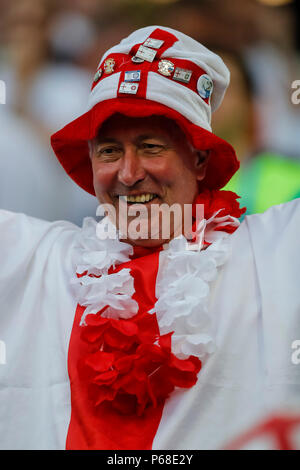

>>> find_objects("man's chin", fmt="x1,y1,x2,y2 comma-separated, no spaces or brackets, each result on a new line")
117,218,187,248
119,235,170,248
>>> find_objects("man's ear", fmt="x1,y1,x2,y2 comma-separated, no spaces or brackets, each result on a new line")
194,150,210,182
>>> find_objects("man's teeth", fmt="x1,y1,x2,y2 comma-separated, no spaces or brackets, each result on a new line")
120,193,157,203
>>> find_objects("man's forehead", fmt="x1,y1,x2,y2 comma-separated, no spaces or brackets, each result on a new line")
96,113,187,143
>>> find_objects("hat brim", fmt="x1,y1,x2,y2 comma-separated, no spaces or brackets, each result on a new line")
51,98,239,195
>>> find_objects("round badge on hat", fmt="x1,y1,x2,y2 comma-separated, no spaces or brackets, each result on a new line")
158,59,175,77
131,56,144,64
197,74,213,99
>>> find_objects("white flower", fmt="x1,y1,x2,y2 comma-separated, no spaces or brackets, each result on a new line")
72,269,139,325
149,212,238,361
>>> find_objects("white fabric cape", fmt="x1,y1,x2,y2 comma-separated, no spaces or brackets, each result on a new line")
0,199,299,449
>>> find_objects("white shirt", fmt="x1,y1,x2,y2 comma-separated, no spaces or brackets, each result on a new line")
0,199,299,449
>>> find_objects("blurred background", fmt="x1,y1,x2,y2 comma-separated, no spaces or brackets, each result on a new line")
0,0,299,225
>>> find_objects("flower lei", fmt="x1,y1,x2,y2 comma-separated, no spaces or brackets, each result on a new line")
71,190,246,416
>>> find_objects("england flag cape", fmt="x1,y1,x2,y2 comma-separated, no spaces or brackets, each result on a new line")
0,197,299,450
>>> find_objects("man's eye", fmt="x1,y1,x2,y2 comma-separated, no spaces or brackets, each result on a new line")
100,147,119,154
95,147,122,160
141,143,163,153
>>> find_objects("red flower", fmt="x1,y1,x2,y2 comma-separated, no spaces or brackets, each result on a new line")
82,312,159,350
80,315,201,416
193,189,246,220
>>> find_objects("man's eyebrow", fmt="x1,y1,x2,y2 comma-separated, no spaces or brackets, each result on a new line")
135,134,168,143
94,137,121,145
95,134,169,145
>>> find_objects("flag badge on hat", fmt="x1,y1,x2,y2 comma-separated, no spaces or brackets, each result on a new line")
143,37,164,49
124,70,141,82
119,82,139,94
135,45,157,62
173,67,192,83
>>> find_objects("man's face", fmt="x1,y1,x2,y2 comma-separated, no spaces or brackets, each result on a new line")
90,114,208,247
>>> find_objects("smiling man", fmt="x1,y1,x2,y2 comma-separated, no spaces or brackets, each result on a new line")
89,113,209,246
0,26,299,451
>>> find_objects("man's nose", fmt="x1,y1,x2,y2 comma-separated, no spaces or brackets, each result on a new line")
118,146,146,187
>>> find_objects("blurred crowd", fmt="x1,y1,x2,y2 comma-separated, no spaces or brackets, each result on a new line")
0,0,299,224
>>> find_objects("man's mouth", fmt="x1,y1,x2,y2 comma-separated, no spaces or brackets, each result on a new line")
118,193,158,204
